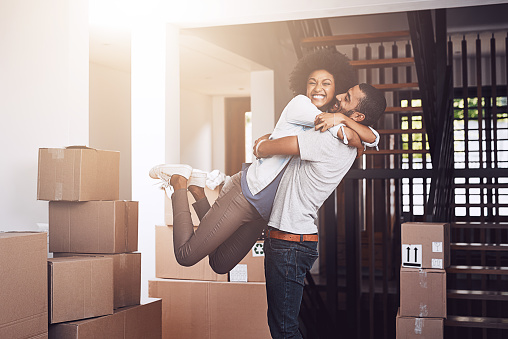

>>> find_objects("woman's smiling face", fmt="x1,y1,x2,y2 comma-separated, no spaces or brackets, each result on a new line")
306,69,335,110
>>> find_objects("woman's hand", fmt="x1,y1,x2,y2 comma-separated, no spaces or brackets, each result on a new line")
314,113,347,132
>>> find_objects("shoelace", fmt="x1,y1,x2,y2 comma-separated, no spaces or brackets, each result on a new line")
155,170,175,198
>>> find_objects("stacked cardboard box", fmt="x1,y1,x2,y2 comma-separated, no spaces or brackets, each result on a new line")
396,222,450,339
149,186,270,338
0,232,48,339
37,146,161,338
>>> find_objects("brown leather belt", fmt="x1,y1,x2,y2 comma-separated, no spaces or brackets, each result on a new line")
268,229,318,242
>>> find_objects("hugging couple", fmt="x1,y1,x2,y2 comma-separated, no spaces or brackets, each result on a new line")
150,48,386,339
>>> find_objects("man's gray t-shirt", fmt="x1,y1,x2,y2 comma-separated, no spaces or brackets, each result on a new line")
268,128,357,234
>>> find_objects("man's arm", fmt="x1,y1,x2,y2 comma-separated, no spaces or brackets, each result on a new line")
314,112,377,144
254,136,300,158
254,126,364,159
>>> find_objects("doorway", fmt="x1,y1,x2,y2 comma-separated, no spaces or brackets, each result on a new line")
225,97,251,175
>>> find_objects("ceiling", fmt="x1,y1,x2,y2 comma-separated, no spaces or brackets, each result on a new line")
89,3,508,97
90,26,267,96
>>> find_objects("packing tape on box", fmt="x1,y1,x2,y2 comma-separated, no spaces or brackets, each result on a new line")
418,269,427,288
55,182,63,200
419,303,429,317
414,318,423,335
49,148,65,159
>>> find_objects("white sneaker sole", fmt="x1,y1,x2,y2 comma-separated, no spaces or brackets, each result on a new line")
149,164,193,180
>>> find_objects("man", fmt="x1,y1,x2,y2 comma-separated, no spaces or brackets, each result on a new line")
254,83,386,339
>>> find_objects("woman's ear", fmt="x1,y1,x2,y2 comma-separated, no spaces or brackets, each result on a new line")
350,111,365,122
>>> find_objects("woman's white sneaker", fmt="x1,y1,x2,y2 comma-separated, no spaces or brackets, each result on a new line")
149,164,193,198
188,169,207,188
149,164,192,181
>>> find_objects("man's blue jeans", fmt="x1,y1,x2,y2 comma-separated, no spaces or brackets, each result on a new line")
264,237,318,339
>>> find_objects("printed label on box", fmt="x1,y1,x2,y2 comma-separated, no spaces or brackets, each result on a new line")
431,259,443,269
432,242,443,253
252,243,264,257
402,244,422,268
229,264,248,282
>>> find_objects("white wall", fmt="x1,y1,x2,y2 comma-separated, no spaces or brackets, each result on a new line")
0,0,89,231
251,70,275,141
212,96,226,172
89,62,132,200
180,89,213,171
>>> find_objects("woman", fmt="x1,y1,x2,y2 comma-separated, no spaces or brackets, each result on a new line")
150,49,378,274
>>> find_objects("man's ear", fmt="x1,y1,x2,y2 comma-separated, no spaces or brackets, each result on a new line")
350,111,365,122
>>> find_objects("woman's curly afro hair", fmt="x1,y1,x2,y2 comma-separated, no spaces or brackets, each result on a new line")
289,48,357,97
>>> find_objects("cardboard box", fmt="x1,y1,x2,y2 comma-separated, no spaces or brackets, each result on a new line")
401,222,450,269
230,241,265,282
49,200,138,253
164,187,220,226
38,146,120,201
396,309,443,339
48,256,114,324
155,225,227,281
0,232,48,339
53,253,141,309
149,279,270,339
49,299,162,339
399,267,446,318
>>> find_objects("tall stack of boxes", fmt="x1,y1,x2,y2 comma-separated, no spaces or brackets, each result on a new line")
37,146,162,338
148,186,271,338
397,222,450,339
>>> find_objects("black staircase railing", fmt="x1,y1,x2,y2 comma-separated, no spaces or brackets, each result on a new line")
407,9,455,221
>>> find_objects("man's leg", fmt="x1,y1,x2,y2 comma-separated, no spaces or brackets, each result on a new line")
264,237,318,339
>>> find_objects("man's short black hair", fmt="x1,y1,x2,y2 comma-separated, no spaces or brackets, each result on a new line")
356,83,387,126
289,49,357,98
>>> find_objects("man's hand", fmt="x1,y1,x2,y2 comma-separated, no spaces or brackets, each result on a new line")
253,134,271,158
314,113,347,132
355,145,364,159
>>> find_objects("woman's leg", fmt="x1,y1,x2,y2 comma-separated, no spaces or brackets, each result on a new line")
171,172,263,268
208,218,266,274
187,177,266,273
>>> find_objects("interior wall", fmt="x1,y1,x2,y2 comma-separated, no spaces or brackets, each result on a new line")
89,62,132,200
251,70,275,140
212,96,226,172
180,89,213,171
0,0,89,232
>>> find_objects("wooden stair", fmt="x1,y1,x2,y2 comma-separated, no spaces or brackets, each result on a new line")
445,316,508,330
447,290,508,301
373,82,419,91
446,222,508,335
300,30,411,47
451,243,508,252
350,57,415,69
